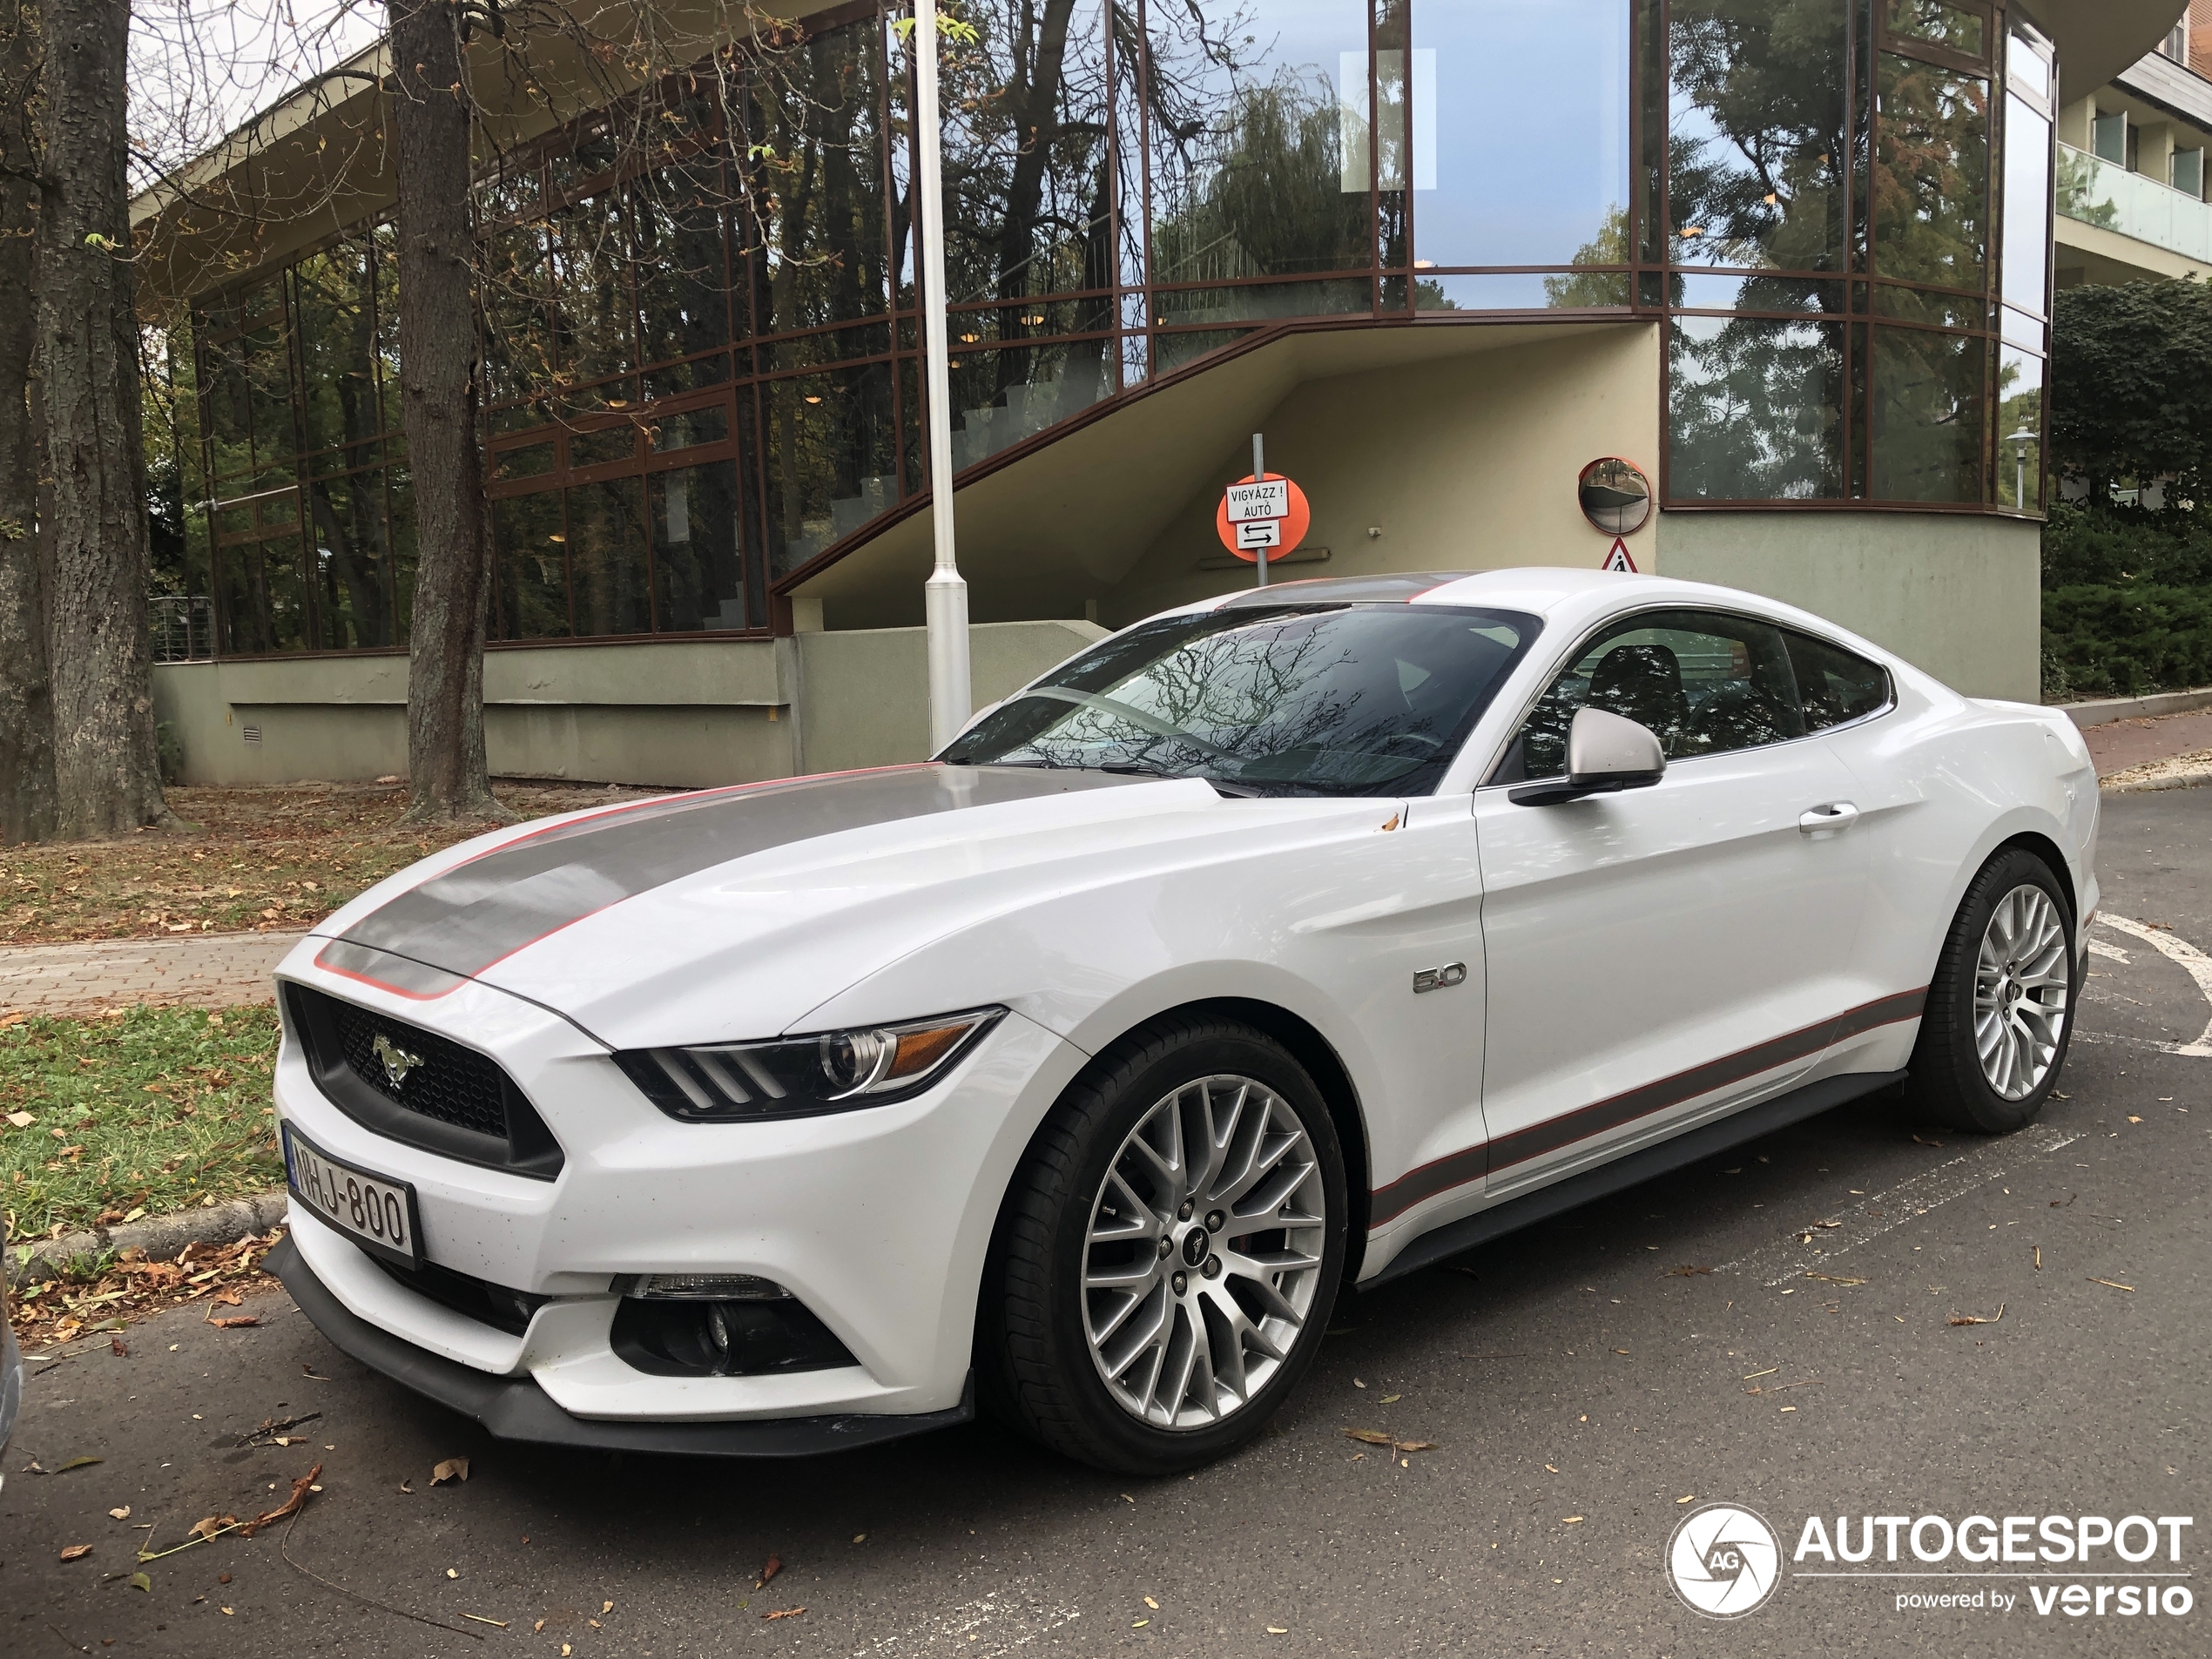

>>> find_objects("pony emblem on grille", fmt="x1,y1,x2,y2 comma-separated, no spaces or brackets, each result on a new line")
373,1031,425,1089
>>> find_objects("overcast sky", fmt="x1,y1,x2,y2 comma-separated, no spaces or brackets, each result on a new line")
128,0,384,183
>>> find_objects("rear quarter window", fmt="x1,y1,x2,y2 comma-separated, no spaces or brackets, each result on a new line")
1782,630,1892,732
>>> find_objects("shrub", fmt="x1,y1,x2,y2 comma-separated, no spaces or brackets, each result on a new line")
2041,583,2212,698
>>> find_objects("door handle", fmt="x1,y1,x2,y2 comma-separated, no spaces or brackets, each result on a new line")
1798,801,1860,835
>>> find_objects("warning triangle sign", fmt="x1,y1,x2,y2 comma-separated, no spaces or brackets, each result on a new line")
1601,537,1639,573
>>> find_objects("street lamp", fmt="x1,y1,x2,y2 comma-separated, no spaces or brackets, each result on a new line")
914,3,971,752
2008,425,2035,510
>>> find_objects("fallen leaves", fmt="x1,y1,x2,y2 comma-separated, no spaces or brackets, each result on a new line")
53,1455,102,1473
237,1463,322,1539
13,1231,281,1348
1948,1305,2006,1326
60,1543,93,1561
1341,1427,1437,1454
756,1554,783,1588
761,1607,806,1621
1562,1515,1586,1524
205,1314,260,1329
108,1506,131,1521
1912,1134,1945,1148
430,1456,470,1486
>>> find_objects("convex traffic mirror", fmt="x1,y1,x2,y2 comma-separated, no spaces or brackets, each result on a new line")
1578,457,1652,536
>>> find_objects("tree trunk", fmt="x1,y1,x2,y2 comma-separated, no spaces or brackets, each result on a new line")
0,0,55,844
32,0,172,840
390,0,501,821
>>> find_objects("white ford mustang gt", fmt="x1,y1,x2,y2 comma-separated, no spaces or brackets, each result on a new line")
268,569,2098,1473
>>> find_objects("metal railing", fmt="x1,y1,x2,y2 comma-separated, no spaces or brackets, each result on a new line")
150,594,215,664
2057,142,2212,265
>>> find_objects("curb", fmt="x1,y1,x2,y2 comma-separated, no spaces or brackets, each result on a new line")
2104,766,2212,794
7,1190,289,1287
2060,688,2212,729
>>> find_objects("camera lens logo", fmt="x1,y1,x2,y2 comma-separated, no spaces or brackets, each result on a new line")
1668,1503,1782,1619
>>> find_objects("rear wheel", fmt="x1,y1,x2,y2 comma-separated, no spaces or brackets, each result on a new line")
980,1015,1346,1474
1906,847,2078,1133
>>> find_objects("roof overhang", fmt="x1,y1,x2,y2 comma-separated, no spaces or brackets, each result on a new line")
2014,0,2190,94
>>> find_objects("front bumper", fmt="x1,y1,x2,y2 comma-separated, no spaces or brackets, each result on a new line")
269,1237,974,1455
270,948,1088,1428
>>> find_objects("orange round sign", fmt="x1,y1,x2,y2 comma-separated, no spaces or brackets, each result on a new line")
1216,473,1311,563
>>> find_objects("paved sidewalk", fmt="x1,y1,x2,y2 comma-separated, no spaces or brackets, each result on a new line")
0,928,305,1019
2084,706,2212,777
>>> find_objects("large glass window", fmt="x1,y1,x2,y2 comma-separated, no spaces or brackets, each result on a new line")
1668,0,1850,274
1871,51,1989,295
1870,325,1984,502
1145,0,1374,290
1415,0,1629,270
1669,315,1844,500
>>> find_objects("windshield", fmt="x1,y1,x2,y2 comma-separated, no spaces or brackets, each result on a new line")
942,604,1541,798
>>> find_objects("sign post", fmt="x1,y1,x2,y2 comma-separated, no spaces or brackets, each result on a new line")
1251,434,1268,587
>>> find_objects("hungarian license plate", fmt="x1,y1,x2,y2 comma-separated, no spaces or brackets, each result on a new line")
281,1123,423,1268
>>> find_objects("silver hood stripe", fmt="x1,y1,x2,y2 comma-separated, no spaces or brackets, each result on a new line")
319,765,1141,995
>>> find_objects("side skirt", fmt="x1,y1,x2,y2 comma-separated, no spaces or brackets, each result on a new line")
1361,1069,1907,1288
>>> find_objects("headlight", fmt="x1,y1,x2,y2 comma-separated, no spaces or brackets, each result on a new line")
612,1007,1005,1122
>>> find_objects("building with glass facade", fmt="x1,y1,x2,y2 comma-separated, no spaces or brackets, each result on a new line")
135,0,2184,786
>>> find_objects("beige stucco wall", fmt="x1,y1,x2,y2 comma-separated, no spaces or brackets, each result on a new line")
1104,323,1663,624
1656,510,2043,702
153,621,1105,788
793,618,1107,774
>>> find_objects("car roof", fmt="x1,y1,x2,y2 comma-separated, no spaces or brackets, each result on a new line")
1188,567,1906,672
1208,566,1694,617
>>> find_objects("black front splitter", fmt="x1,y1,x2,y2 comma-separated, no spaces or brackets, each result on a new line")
267,1236,973,1458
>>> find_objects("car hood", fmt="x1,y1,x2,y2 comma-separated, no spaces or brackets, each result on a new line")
304,765,1366,1046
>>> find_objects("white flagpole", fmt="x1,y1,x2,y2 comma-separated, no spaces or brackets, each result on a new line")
914,3,972,752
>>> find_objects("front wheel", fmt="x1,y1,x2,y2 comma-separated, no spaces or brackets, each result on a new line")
1906,847,2079,1133
980,1016,1347,1474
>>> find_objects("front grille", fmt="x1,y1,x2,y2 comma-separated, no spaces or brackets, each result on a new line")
373,1255,551,1338
328,997,509,1140
285,984,564,1180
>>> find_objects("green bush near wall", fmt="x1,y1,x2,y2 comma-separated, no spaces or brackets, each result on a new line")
2038,503,2212,699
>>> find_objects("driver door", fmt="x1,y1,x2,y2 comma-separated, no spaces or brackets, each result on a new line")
1472,607,1873,1198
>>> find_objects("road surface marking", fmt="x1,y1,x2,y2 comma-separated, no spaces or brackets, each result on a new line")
2095,915,2212,1056
1715,1124,2080,1287
852,1590,1082,1657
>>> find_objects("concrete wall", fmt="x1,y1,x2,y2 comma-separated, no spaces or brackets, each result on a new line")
154,620,1105,787
1656,510,2044,702
793,618,1107,774
1105,324,1664,624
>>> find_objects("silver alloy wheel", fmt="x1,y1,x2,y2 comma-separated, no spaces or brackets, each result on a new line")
1973,883,2071,1101
1081,1074,1328,1430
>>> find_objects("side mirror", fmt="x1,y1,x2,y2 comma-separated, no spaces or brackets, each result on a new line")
1508,705,1666,806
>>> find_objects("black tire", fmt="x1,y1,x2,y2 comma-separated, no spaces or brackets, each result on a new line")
978,1014,1348,1474
1906,846,2080,1133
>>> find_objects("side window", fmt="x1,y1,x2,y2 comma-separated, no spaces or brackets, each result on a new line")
1492,610,1808,782
1782,629,1892,732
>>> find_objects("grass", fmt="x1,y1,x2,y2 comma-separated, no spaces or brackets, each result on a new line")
0,779,672,947
1,1005,284,1240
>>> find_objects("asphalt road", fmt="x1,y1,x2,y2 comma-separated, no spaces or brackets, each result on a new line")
7,788,2208,1659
